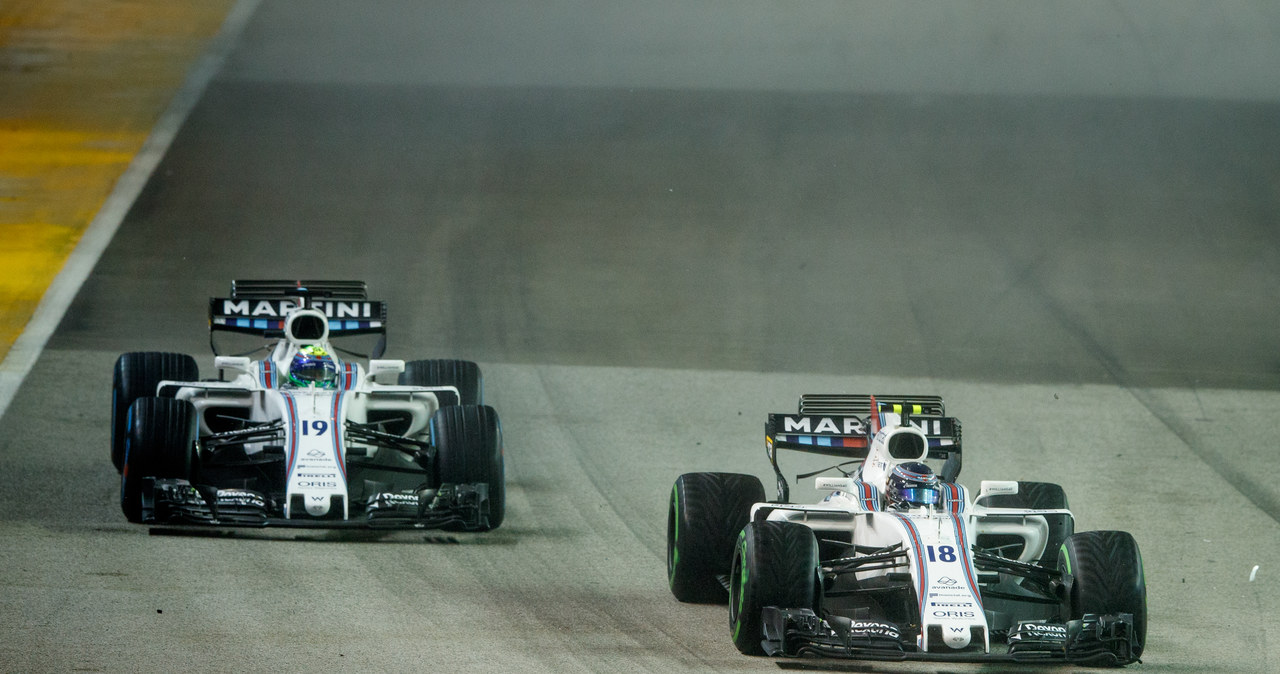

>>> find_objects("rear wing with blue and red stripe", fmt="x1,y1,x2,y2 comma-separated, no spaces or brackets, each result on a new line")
208,280,388,357
764,394,963,500
208,280,387,338
766,394,960,460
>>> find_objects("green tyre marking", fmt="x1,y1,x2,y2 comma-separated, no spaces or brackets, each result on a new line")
668,483,680,584
731,528,748,640
1060,543,1071,574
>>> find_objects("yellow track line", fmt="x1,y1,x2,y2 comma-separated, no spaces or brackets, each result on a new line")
0,0,236,363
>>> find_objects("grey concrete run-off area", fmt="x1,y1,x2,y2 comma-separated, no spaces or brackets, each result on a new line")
3,2,1280,672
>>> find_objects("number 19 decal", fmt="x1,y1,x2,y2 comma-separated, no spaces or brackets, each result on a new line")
300,420,329,436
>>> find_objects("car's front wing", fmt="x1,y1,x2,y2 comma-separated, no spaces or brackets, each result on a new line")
760,608,1141,666
137,478,495,530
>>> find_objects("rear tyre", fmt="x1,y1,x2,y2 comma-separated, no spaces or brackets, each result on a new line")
984,481,1073,568
431,404,504,530
1058,530,1147,662
400,359,482,405
120,397,197,523
667,472,765,603
111,352,198,473
729,521,820,655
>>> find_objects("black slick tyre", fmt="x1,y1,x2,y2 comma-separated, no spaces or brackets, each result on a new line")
431,404,504,530
120,397,197,523
1058,530,1147,662
729,521,820,655
984,481,1073,568
111,352,198,473
400,359,482,406
667,472,765,603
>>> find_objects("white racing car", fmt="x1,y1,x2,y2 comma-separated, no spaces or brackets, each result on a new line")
667,394,1145,665
110,280,503,530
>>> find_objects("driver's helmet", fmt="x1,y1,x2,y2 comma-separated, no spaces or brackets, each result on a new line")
286,345,338,389
886,461,940,510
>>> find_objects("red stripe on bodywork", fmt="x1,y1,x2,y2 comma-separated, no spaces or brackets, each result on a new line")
894,514,929,620
330,391,346,481
282,392,299,474
950,516,984,611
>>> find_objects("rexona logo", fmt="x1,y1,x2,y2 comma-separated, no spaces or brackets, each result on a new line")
846,621,900,639
782,415,866,435
1021,623,1068,636
219,299,376,319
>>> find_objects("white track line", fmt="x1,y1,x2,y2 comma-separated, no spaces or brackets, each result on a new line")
0,0,262,421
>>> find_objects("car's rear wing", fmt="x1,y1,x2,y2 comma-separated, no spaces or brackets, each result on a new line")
764,394,962,500
768,394,957,458
208,280,388,355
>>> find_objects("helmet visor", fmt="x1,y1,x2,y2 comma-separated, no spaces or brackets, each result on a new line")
897,487,940,506
291,359,337,385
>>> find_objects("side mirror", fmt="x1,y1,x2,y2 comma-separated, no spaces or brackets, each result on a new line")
214,356,252,377
976,480,1019,503
368,359,405,384
815,476,857,492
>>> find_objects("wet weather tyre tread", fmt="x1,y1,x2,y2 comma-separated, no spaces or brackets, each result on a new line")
111,352,198,472
432,404,504,530
667,472,766,603
120,397,196,523
400,359,482,405
729,521,819,655
1059,530,1147,661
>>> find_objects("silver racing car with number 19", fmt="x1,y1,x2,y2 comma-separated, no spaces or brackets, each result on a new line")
110,280,504,531
667,394,1145,665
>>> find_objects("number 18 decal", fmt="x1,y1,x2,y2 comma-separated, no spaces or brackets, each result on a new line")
925,545,956,562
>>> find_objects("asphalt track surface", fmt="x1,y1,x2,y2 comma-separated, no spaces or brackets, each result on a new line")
4,2,1280,672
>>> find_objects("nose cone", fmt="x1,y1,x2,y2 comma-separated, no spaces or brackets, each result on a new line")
305,494,333,516
943,624,972,649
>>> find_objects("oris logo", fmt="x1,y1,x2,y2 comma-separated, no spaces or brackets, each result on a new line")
932,610,975,619
296,481,339,489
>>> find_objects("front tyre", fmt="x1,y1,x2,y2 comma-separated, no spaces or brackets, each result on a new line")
1059,530,1147,662
111,352,198,472
431,404,504,530
120,397,197,523
729,521,820,655
667,472,765,603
